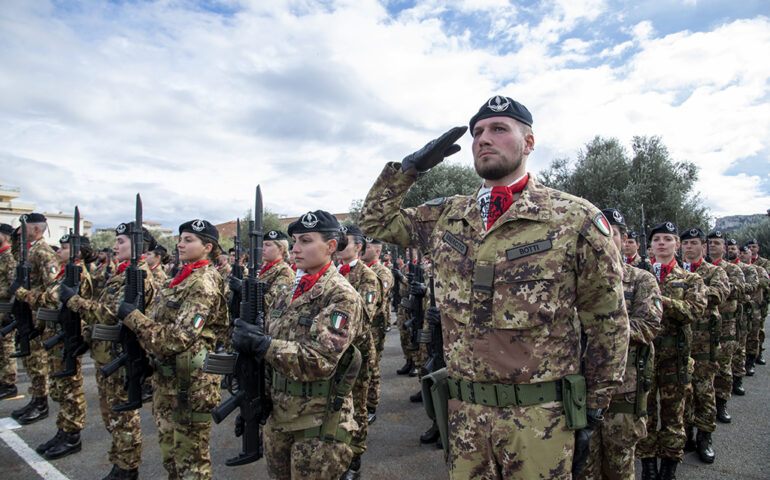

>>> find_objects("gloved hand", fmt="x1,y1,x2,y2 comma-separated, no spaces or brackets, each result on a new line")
426,306,441,326
231,318,272,360
571,409,603,477
410,282,427,297
228,275,243,294
393,269,404,282
9,278,23,297
117,297,138,321
58,283,78,305
401,126,467,176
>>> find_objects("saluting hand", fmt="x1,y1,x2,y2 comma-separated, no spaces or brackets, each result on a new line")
401,126,467,176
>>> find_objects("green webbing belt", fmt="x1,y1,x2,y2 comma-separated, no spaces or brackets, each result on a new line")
721,312,736,320
155,348,210,425
721,335,736,342
607,401,636,415
692,353,711,361
293,425,351,445
658,373,681,384
692,322,710,331
655,336,678,348
156,348,207,377
272,371,332,398
447,377,562,407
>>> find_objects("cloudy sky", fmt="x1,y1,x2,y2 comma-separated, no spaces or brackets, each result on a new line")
2,0,769,229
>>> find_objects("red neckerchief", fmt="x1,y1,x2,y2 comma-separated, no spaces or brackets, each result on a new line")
683,258,703,273
366,260,377,268
292,262,332,302
291,263,297,271
150,263,160,271
712,258,722,265
169,260,209,288
625,253,637,264
116,261,130,275
731,257,739,264
486,174,529,230
654,258,677,282
751,256,757,264
0,245,10,254
338,263,351,277
259,258,282,277
55,262,67,279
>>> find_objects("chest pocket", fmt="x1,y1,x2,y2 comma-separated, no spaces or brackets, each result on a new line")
492,264,558,330
665,281,688,301
432,222,475,325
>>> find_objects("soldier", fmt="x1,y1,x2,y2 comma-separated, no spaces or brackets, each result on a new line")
0,223,18,400
636,222,707,480
9,213,59,425
359,96,630,479
254,230,296,308
738,245,766,377
360,237,393,424
146,245,169,287
679,228,729,464
707,231,745,424
746,238,769,365
335,224,380,480
215,251,232,280
231,210,363,480
393,250,417,376
726,239,758,396
114,219,228,480
581,209,662,480
623,230,642,267
91,248,114,299
59,223,159,480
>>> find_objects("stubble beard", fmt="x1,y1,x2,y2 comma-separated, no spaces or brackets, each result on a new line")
474,146,524,181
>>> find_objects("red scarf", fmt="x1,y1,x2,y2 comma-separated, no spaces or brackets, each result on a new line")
654,258,677,283
751,257,757,264
0,245,9,255
712,258,722,265
55,262,67,279
625,253,637,264
732,257,739,265
169,260,209,288
259,258,282,277
292,262,332,302
116,261,130,275
291,263,297,271
338,263,351,277
366,260,377,268
486,174,529,230
683,258,702,273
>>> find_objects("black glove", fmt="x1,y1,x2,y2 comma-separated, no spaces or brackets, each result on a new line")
117,298,138,321
426,306,441,326
228,275,243,294
9,278,23,297
410,282,427,297
572,409,603,477
231,318,272,360
638,258,653,273
401,126,467,175
393,269,403,282
58,283,78,305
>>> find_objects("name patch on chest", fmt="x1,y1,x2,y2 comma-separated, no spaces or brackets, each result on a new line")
442,232,467,256
298,316,313,327
506,240,553,261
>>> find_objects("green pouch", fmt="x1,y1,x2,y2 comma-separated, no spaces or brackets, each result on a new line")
422,367,450,459
635,344,654,417
709,314,721,362
561,374,587,430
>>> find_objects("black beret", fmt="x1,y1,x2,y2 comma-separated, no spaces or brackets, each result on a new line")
680,227,705,241
228,248,236,254
469,95,533,134
288,211,341,236
364,236,382,245
0,223,13,236
179,219,219,242
59,234,90,246
726,238,738,247
264,230,288,241
601,208,626,228
707,230,724,239
154,244,168,254
627,230,639,240
649,221,678,239
740,245,751,253
115,223,158,249
341,224,364,238
20,212,46,223
745,238,759,246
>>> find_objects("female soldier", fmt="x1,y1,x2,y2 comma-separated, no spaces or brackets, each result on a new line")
258,229,295,307
116,219,228,480
232,210,363,480
60,224,158,480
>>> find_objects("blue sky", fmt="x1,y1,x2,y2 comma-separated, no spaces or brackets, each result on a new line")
1,0,769,230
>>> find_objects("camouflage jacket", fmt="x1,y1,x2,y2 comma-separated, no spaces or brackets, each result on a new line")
369,260,394,327
217,262,232,280
655,263,707,360
17,261,94,310
625,254,641,268
0,246,16,302
360,163,630,409
14,239,58,312
751,264,769,304
67,260,156,365
736,260,759,304
90,259,114,298
258,259,296,310
713,259,745,320
685,261,729,354
149,264,168,289
339,259,379,364
264,265,363,433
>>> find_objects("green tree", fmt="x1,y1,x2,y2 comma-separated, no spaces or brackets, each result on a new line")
402,162,481,208
731,216,770,256
89,230,115,251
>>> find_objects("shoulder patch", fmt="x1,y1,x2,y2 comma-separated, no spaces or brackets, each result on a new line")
593,213,611,237
193,314,205,329
653,298,663,313
423,197,446,206
365,292,376,304
331,311,348,329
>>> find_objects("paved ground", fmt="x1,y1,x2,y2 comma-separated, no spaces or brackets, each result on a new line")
1,314,768,479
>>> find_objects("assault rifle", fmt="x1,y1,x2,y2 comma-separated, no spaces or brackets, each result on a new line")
204,186,270,466
638,205,652,272
93,194,152,411
419,269,444,375
42,207,89,377
391,261,401,314
228,218,243,325
0,216,36,357
405,251,426,353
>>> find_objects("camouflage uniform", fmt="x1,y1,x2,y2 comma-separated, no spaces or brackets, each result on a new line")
67,260,156,471
216,261,232,281
90,258,115,299
0,245,17,387
752,256,770,355
339,259,380,457
263,265,363,480
732,260,758,379
395,263,411,359
399,261,429,370
366,260,393,411
712,259,745,402
124,262,228,480
361,165,630,479
258,259,296,311
582,263,662,480
149,263,168,289
682,261,729,435
746,262,768,359
636,264,707,461
624,254,641,268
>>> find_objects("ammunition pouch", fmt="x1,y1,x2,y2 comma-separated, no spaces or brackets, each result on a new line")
155,348,210,425
709,313,721,361
629,343,654,417
421,367,449,458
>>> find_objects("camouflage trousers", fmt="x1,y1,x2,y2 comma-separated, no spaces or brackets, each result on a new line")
714,338,738,401
153,397,213,480
48,349,86,432
94,363,142,470
264,419,353,480
746,303,763,357
351,330,375,456
0,329,17,385
684,355,717,433
21,334,49,397
580,410,647,480
446,399,573,480
731,316,749,378
396,307,410,358
636,356,692,460
366,312,388,410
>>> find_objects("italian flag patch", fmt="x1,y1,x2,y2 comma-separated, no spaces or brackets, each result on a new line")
593,213,611,237
653,298,663,313
193,314,205,329
366,292,375,304
331,311,348,329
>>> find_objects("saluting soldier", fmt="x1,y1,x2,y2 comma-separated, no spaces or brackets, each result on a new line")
746,238,769,366
726,239,758,396
0,223,18,400
231,210,364,480
59,224,159,480
738,245,766,377
9,213,59,425
679,227,729,464
636,222,707,480
623,230,642,267
580,209,662,480
360,96,630,479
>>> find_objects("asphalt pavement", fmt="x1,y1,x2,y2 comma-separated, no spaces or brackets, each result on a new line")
1,314,768,479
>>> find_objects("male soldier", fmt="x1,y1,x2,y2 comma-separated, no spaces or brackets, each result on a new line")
727,239,757,396
17,234,93,459
360,96,630,479
215,251,232,280
623,230,642,267
9,213,59,424
744,239,769,372
393,250,421,377
91,248,115,299
227,247,236,265
336,225,380,480
361,237,394,424
636,222,707,480
581,209,661,480
0,223,18,399
679,228,729,464
738,245,767,377
746,238,769,365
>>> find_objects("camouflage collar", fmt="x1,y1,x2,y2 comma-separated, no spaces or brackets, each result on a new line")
457,175,552,232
